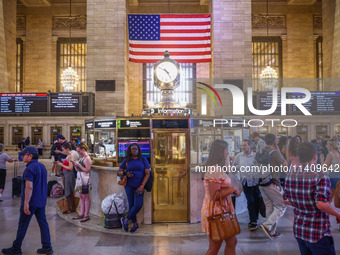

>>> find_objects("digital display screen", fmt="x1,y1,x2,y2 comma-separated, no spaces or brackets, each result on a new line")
95,120,116,129
258,92,283,115
118,139,151,163
291,92,340,114
152,119,188,129
0,93,48,113
50,93,80,112
118,120,150,128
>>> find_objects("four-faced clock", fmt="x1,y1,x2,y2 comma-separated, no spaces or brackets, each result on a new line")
155,61,179,83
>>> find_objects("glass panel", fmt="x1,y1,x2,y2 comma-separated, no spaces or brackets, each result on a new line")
0,127,4,144
12,127,24,145
31,127,43,145
50,127,62,144
93,129,116,158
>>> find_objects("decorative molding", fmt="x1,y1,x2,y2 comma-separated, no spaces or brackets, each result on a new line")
287,0,317,5
53,16,87,30
200,0,209,5
313,15,322,29
129,0,139,6
280,34,287,41
313,34,320,41
17,16,26,30
19,0,51,7
252,14,286,29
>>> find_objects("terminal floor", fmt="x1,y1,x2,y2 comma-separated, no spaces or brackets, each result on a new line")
1,160,340,255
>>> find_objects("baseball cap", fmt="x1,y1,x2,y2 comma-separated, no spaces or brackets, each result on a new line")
56,134,65,140
19,146,39,156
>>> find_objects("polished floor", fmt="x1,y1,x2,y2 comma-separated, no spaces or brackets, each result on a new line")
1,160,340,255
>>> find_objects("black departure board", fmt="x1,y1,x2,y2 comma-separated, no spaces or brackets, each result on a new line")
152,119,188,129
0,93,48,113
118,119,150,128
291,92,340,114
50,93,79,112
258,92,283,115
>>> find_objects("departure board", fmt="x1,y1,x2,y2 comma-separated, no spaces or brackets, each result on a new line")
291,92,340,114
0,93,48,113
50,93,80,112
258,92,283,115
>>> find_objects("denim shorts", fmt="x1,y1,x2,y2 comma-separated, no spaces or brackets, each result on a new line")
330,177,340,190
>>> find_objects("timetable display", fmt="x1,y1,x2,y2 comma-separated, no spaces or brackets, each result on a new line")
291,92,340,113
50,93,79,112
0,93,48,113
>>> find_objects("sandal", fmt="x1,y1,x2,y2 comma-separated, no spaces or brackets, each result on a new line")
63,210,72,215
80,216,90,222
72,215,84,220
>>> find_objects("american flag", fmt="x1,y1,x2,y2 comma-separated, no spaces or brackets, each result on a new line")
128,14,211,63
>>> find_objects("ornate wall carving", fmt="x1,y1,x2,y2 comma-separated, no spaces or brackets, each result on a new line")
53,16,87,29
252,14,286,28
313,15,322,29
17,16,26,29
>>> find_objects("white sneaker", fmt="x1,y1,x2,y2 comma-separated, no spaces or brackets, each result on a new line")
51,173,55,176
0,194,3,201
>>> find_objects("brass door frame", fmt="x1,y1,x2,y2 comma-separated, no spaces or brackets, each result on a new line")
151,129,190,223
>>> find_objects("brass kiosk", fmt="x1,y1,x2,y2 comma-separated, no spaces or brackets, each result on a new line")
151,117,190,222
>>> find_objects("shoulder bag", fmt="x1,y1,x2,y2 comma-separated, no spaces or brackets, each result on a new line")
118,162,128,186
80,172,90,194
208,190,241,241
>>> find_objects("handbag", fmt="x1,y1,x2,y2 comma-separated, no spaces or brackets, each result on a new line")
80,172,90,194
208,190,241,241
57,197,80,213
118,162,128,186
144,169,153,192
104,199,123,229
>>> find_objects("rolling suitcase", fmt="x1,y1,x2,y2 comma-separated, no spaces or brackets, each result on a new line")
12,161,22,197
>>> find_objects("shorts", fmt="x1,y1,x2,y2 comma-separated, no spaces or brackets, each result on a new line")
330,178,340,190
50,156,55,163
0,169,6,190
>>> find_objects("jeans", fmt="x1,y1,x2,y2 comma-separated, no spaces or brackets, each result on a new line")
12,205,52,250
259,183,286,235
296,236,335,255
243,185,260,223
124,186,144,223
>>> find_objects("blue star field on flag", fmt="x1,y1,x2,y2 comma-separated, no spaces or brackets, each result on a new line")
128,15,160,41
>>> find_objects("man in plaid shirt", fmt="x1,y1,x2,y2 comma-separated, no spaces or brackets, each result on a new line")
284,142,340,255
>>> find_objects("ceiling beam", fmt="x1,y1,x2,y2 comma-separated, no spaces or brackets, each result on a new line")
19,0,52,7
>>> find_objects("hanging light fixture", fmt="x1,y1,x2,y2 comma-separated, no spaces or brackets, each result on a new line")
52,127,58,133
34,128,39,132
260,0,278,88
61,0,79,92
73,127,78,133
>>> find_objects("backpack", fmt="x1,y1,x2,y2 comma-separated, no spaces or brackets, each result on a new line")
47,180,58,196
255,149,275,186
50,183,63,198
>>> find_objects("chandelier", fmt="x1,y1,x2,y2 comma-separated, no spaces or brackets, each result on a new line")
61,0,79,92
260,0,278,88
61,67,79,91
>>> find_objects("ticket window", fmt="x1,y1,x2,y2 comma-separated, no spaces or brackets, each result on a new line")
0,127,4,144
51,127,62,144
277,126,288,137
31,127,43,145
257,126,269,137
70,127,81,141
296,125,308,142
12,127,23,145
223,129,243,156
335,125,340,136
316,125,329,139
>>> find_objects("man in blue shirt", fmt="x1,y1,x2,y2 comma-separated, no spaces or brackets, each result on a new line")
2,147,53,255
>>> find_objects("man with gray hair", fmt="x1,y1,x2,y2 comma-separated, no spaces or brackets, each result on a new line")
0,144,17,201
233,139,259,231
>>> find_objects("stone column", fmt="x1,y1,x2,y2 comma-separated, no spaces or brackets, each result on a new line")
285,14,314,79
211,0,252,116
87,0,127,116
322,0,335,79
0,0,16,92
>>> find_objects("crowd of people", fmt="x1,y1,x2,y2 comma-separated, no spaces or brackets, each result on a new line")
201,132,340,255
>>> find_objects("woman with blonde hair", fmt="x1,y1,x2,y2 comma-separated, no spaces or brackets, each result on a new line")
72,142,92,222
201,139,241,255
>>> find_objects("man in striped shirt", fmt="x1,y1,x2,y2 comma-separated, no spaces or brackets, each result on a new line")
284,142,340,255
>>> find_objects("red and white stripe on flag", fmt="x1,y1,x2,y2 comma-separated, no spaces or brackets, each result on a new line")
128,14,211,63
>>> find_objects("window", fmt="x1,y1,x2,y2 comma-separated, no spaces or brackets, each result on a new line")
16,38,23,92
12,127,23,145
51,126,62,144
57,38,86,92
31,127,43,145
316,37,323,91
143,63,196,108
252,37,282,90
0,127,4,144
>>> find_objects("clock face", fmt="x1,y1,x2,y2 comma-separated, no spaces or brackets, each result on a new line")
155,61,179,83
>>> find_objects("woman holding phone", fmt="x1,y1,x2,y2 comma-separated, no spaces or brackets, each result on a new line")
117,143,150,233
72,142,92,222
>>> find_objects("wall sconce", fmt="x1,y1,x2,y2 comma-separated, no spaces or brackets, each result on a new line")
34,128,39,132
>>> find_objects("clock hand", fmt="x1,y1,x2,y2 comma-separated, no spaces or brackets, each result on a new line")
159,67,171,78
